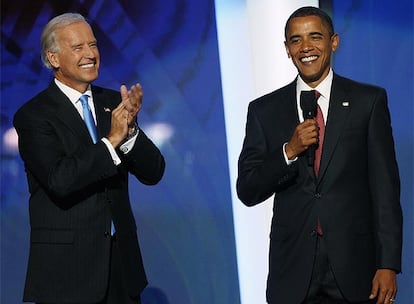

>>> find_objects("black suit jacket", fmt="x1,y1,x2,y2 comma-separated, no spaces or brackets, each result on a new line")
237,74,402,304
14,82,165,303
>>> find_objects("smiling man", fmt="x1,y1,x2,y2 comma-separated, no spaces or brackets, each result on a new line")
14,13,165,304
237,6,402,304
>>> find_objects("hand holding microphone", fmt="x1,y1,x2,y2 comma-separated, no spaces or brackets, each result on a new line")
285,91,319,163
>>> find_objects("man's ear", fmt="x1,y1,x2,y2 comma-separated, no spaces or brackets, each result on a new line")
331,33,339,52
47,51,59,68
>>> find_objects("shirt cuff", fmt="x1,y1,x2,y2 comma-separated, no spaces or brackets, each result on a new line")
283,142,298,165
101,137,121,166
119,130,139,154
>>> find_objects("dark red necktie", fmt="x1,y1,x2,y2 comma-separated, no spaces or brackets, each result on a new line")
314,91,324,176
314,91,324,235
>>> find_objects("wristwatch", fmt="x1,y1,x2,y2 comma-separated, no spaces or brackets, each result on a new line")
125,121,138,141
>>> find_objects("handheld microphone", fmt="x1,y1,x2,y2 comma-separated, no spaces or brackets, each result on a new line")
300,90,317,166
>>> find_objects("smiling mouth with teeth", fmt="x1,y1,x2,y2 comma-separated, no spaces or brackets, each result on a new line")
80,63,95,68
301,56,318,62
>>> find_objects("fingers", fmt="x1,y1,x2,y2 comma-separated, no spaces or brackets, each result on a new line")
120,83,142,105
120,84,128,102
370,269,398,304
286,119,319,159
369,279,379,301
120,83,142,122
296,119,320,147
107,103,129,148
130,83,143,103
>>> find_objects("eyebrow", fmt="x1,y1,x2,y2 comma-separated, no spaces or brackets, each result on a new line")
288,31,324,41
309,31,324,36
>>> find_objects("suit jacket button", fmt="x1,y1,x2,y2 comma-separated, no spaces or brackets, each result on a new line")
310,230,317,237
315,193,322,199
104,231,110,238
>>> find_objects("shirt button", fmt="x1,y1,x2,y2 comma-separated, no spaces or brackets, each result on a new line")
315,193,322,199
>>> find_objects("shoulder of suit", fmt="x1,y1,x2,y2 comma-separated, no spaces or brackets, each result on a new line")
334,73,386,94
91,85,119,97
249,80,295,109
15,85,57,117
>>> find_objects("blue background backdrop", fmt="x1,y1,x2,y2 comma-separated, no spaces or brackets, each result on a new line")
1,0,413,303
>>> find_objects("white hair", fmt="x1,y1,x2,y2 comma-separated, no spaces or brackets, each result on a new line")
40,13,87,69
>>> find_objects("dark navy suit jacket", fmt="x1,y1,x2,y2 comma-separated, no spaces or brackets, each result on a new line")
237,74,402,304
14,82,165,303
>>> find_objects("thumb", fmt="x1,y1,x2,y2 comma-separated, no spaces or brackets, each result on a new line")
369,279,379,299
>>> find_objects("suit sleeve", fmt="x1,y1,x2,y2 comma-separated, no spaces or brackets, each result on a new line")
367,89,402,272
120,128,165,185
236,102,298,206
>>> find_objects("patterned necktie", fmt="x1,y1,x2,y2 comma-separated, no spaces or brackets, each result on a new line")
79,94,98,143
314,91,324,176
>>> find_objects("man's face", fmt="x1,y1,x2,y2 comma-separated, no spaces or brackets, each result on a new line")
285,15,338,88
47,21,100,92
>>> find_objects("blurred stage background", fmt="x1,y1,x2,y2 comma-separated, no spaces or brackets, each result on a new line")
1,0,412,303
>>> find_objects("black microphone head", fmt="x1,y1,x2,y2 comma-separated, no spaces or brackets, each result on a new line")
300,90,317,119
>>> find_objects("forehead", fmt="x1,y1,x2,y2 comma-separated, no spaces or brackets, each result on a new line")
55,21,96,43
286,15,329,36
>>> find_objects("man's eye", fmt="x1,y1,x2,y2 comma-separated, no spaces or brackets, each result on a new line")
311,36,322,40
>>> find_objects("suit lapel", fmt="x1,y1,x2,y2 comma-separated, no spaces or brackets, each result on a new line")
92,86,113,139
317,75,351,181
283,80,301,127
46,83,95,144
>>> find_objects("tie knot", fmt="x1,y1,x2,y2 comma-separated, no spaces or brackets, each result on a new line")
79,94,89,106
314,90,321,100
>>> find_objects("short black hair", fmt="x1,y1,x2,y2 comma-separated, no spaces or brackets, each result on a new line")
284,6,335,40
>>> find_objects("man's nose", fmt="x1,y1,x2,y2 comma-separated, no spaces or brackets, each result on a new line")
301,39,314,52
83,45,96,57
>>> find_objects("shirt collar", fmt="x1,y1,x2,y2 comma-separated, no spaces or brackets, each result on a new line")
54,78,92,105
297,68,333,100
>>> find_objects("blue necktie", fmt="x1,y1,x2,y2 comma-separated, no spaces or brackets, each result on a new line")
79,94,98,143
79,94,114,234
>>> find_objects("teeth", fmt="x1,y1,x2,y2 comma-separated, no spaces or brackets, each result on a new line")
301,56,317,62
81,64,94,68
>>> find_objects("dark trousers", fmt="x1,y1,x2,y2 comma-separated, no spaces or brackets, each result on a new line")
100,236,142,304
37,236,141,304
302,236,374,304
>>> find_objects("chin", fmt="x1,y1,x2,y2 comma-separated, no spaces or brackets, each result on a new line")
300,72,322,83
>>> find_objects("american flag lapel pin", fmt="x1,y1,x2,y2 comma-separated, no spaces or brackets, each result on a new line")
342,101,350,107
103,107,111,112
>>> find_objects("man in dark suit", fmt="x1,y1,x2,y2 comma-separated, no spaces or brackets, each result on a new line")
13,13,165,304
237,6,402,304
